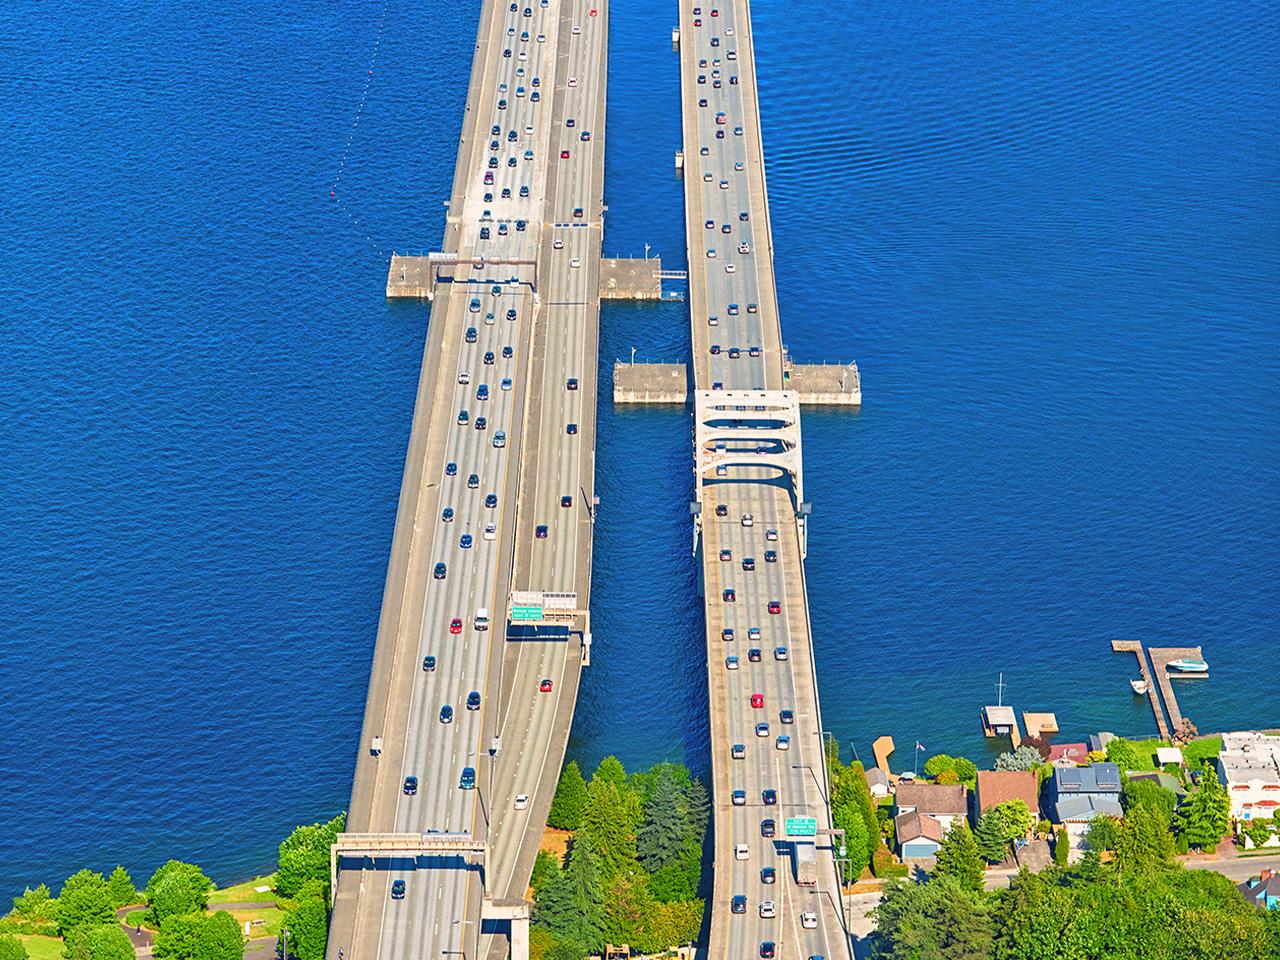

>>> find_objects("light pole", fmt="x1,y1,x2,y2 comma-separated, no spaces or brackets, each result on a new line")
280,926,289,960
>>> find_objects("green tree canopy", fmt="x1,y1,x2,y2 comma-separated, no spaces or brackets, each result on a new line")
63,926,135,960
276,813,345,899
591,756,627,791
1177,766,1231,851
534,835,607,953
56,870,116,935
993,799,1033,841
603,871,653,949
580,777,642,884
1113,805,1175,874
0,934,29,960
1122,778,1178,824
1083,816,1120,853
153,913,208,960
105,867,138,910
194,911,245,960
282,891,328,960
994,746,1044,772
636,766,689,873
12,884,56,922
145,862,214,925
1104,737,1146,772
974,808,1010,863
933,821,985,894
548,761,589,831
871,876,993,960
1053,828,1069,866
530,850,561,895
992,870,1088,960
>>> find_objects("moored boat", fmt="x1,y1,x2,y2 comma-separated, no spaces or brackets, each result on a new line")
1167,657,1209,674
1130,678,1149,695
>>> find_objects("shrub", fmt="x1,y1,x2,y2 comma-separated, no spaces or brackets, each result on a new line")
872,847,908,878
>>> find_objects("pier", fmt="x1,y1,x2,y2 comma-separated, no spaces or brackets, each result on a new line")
1111,640,1203,741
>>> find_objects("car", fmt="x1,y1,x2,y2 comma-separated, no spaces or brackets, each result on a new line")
774,646,788,661
469,297,481,313
780,709,795,724
706,247,716,259
731,895,747,915
502,346,514,358
755,722,769,737
719,548,732,561
560,149,570,159
750,692,764,709
484,351,495,365
775,735,791,751
474,416,487,430
760,943,775,960
539,677,554,692
566,422,578,435
726,655,739,670
709,344,721,355
442,507,455,522
761,819,776,838
759,901,776,919
734,125,743,136
484,170,494,184
765,550,777,563
460,534,473,549
501,377,513,391
734,843,749,861
422,655,436,672
768,601,781,614
703,171,713,182
800,913,818,930
747,626,761,641
560,495,573,509
709,315,719,327
742,557,755,571
731,743,746,759
483,523,497,541
450,617,463,634
466,690,481,711
698,98,708,107
573,206,584,218
476,384,489,401
766,528,779,542
571,257,582,268
741,514,753,527
721,627,734,641
740,210,750,222
536,524,549,539
725,264,735,274
731,789,746,806
468,473,480,489
580,131,591,142
749,647,762,662
738,240,751,253
749,346,761,358
715,504,728,516
458,371,472,386
433,562,447,579
727,304,739,316
761,866,776,884
523,149,534,160
503,48,511,57
446,461,458,476
480,226,490,240
391,879,406,899
460,767,476,789
514,794,530,810
507,156,517,167
439,704,454,724
507,308,518,321
724,587,737,605
497,223,509,236
519,185,529,197
465,327,478,343
403,776,418,795
493,431,506,448
567,377,579,390
566,117,576,128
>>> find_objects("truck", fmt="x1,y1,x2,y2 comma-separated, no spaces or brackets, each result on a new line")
474,607,490,631
793,841,817,887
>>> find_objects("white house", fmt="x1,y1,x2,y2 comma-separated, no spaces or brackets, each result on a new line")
1218,732,1280,821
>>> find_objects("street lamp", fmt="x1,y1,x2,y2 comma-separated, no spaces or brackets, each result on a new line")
280,926,289,960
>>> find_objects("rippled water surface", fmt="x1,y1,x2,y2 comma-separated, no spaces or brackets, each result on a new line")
0,0,1276,896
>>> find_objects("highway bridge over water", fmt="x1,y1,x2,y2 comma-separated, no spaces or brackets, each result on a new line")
328,2,857,960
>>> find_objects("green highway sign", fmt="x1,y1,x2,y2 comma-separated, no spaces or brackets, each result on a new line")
511,606,543,622
784,817,817,838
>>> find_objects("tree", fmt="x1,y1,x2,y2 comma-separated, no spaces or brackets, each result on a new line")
923,755,978,785
647,860,695,903
591,756,627,791
994,799,1033,842
1084,816,1120,853
974,808,1010,863
995,746,1044,772
933,821,984,893
153,913,208,960
1113,805,1174,874
1122,778,1177,825
1053,828,1069,865
580,776,642,884
833,804,870,882
64,926,135,960
923,754,958,779
530,850,561,895
534,836,606,953
548,761,589,831
276,813,345,899
282,891,328,960
12,885,56,923
637,766,689,872
871,876,992,960
603,871,653,949
1177,766,1231,851
56,870,116,935
105,867,138,910
145,862,213,925
643,898,702,952
1105,737,1146,772
992,871,1088,960
194,911,244,960
545,940,587,960
0,934,29,960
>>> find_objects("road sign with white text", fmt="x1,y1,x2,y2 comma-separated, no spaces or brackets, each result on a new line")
784,817,817,838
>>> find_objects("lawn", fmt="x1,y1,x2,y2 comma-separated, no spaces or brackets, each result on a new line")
17,936,63,960
212,907,286,939
209,874,277,904
1118,736,1222,771
123,909,156,931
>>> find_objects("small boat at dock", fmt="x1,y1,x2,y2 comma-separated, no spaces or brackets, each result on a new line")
1130,678,1149,695
1167,657,1209,674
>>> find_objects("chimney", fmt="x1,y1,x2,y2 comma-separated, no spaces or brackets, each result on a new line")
1261,868,1273,881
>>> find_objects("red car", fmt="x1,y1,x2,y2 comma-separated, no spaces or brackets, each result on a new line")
539,678,554,692
768,601,781,615
560,149,571,159
750,693,764,709
450,617,463,634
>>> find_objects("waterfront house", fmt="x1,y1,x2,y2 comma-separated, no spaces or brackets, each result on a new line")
866,767,890,799
894,782,969,857
1238,869,1280,910
895,812,945,859
975,770,1041,826
1218,731,1280,821
1049,762,1121,823
1046,742,1089,766
1056,794,1125,848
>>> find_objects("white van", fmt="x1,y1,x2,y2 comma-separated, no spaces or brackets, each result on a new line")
474,607,490,631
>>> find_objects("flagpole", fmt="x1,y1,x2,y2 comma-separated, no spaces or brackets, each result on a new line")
914,741,920,778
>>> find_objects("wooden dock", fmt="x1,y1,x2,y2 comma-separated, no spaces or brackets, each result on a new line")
1111,640,1168,739
1149,646,1204,740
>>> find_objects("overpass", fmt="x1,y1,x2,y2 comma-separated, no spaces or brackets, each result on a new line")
326,2,607,960
674,2,853,959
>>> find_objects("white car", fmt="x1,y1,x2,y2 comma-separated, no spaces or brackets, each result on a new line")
741,514,754,527
568,76,578,86
765,528,778,541
706,248,716,259
734,843,749,861
759,901,776,919
725,263,736,274
570,257,582,268
484,523,497,541
800,912,818,930
571,25,581,35
458,371,471,385
514,794,529,810
536,33,546,43
725,655,739,670
553,237,564,249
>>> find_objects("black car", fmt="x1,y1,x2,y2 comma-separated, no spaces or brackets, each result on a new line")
468,473,480,489
422,655,436,672
567,377,579,390
764,550,777,563
465,327,478,343
761,818,776,838
485,493,499,508
762,789,777,805
442,507,454,522
535,524,549,539
475,416,487,431
391,879,406,899
760,943,775,960
507,308,518,321
433,562,447,580
748,648,762,662
561,494,573,508
502,345,514,358
761,867,776,884
566,422,578,435
403,776,418,795
722,627,734,641
446,461,457,476
484,351,495,365
742,557,755,571
466,690,481,711
480,227,490,240
731,895,746,915
715,504,728,517
779,709,795,724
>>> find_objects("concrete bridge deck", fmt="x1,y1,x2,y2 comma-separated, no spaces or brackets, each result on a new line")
328,3,607,960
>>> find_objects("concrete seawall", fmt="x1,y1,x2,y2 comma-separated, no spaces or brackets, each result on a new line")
614,361,861,406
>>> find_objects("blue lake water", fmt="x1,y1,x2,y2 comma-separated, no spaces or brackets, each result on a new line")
0,0,1276,898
